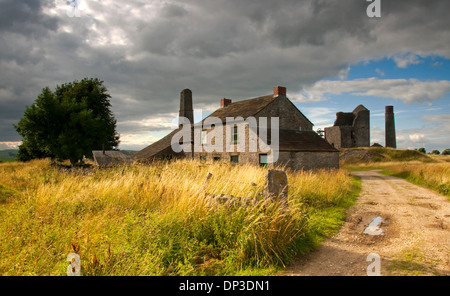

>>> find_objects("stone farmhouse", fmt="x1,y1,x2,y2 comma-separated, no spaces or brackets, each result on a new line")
134,86,339,170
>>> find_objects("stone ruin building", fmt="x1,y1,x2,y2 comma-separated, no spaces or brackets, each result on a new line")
324,104,397,149
324,105,370,149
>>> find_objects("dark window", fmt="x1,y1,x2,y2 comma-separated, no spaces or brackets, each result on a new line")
232,126,238,144
259,154,268,167
213,156,221,161
230,155,239,164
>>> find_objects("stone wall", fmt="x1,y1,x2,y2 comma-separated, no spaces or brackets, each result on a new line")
325,126,353,149
276,151,339,170
256,96,313,131
324,126,341,149
353,109,370,147
193,122,266,165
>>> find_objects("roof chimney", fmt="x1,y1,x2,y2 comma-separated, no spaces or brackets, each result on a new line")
385,105,396,148
221,98,232,108
179,89,193,126
273,86,286,97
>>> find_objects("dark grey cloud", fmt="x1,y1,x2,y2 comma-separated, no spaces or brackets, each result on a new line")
0,0,58,36
0,0,449,149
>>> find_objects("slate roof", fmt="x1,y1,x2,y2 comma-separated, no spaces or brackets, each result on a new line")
277,129,338,152
203,95,276,122
133,128,185,161
92,150,133,166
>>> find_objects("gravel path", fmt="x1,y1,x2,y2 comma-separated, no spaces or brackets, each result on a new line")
283,170,450,276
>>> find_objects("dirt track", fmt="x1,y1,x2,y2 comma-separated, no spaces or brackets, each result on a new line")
283,170,450,276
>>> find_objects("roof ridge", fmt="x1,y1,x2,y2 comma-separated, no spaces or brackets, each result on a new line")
201,94,276,123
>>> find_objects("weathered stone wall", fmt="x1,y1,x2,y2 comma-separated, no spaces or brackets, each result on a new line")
324,126,341,149
353,109,370,147
276,151,339,170
193,122,267,165
256,96,313,131
325,126,353,149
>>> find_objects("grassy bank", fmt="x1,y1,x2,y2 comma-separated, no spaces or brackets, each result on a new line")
379,162,450,198
0,159,359,275
341,147,450,199
0,158,17,163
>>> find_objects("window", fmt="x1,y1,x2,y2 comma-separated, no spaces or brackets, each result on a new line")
232,126,238,144
213,156,221,161
230,155,239,164
259,154,268,167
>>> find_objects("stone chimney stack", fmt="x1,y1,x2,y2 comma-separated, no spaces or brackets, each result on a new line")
220,98,232,108
385,105,396,148
179,89,193,126
273,86,286,97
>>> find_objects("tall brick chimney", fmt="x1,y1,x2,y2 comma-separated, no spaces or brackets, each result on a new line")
221,98,232,108
273,86,286,97
385,105,396,148
179,89,193,126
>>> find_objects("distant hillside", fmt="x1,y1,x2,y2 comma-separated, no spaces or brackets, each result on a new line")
0,149,18,160
121,150,138,156
340,147,434,164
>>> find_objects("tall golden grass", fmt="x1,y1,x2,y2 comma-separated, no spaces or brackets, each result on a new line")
0,159,358,275
344,158,450,198
341,147,450,198
380,161,449,197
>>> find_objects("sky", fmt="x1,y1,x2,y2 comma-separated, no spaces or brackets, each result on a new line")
0,0,449,152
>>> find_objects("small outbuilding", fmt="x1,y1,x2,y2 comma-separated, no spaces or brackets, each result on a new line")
92,150,133,167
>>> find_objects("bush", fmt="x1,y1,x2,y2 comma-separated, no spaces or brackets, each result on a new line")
417,148,426,153
442,149,450,156
431,150,440,155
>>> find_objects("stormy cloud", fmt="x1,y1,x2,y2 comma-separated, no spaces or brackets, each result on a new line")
0,0,449,149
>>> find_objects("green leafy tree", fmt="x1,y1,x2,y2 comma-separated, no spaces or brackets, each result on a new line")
417,147,426,153
431,150,440,155
442,149,450,155
14,78,119,165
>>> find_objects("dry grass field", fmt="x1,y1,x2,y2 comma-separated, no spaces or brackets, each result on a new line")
0,159,359,275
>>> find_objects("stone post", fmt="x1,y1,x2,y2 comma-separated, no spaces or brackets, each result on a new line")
264,169,288,205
